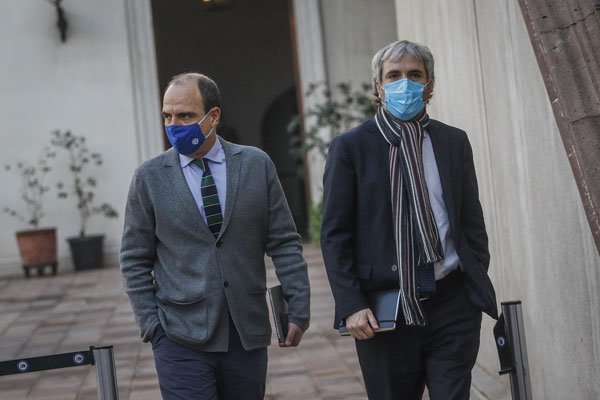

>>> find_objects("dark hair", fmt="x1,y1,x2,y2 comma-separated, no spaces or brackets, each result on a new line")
167,72,222,113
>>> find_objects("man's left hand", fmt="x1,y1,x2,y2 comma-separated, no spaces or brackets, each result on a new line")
279,322,303,347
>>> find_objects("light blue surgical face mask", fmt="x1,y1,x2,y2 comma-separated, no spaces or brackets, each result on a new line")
383,79,429,121
165,110,215,155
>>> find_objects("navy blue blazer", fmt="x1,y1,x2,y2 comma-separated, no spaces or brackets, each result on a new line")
321,119,498,328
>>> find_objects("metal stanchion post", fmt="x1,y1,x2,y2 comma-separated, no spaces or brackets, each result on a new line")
91,345,119,400
0,344,120,399
493,301,533,400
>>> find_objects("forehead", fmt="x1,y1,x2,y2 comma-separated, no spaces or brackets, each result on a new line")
162,80,204,111
382,55,426,75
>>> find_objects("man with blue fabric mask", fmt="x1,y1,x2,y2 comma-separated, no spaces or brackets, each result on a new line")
321,40,497,399
120,72,310,400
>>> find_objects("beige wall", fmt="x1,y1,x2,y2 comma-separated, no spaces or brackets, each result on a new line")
294,0,398,203
0,1,159,274
395,0,600,398
320,0,398,88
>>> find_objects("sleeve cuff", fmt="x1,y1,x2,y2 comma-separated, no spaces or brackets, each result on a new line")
288,316,310,333
142,319,161,343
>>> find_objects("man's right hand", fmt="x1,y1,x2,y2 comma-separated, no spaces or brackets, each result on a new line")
345,308,380,340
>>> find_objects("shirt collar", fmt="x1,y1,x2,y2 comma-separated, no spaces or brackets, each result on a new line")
179,137,225,168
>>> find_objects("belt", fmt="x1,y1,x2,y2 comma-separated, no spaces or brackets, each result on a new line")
419,268,463,301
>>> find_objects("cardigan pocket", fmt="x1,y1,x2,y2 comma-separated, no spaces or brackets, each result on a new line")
244,289,271,336
155,294,208,342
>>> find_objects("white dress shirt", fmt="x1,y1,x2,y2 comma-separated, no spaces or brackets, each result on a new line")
422,129,461,280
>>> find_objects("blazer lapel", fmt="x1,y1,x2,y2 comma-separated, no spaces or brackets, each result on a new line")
428,121,457,231
371,123,393,200
162,148,212,235
220,138,242,236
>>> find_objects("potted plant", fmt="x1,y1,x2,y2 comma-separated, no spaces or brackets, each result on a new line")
51,130,118,271
287,81,374,244
3,146,58,277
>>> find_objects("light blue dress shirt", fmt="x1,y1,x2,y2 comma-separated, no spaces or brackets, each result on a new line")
179,139,227,224
422,129,460,280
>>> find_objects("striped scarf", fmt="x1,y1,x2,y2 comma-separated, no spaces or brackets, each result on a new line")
374,107,444,326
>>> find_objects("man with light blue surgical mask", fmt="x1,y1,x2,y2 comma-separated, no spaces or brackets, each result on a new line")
121,73,310,400
321,40,497,399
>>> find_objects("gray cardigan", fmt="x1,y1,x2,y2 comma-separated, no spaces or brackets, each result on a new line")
120,138,310,351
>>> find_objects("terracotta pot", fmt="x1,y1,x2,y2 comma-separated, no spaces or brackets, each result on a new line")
16,228,57,266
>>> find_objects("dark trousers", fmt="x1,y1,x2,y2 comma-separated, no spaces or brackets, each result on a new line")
152,321,268,400
355,271,482,400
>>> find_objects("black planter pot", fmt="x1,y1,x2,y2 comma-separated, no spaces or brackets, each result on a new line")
67,235,104,271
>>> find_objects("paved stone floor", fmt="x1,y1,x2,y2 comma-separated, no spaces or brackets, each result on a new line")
0,244,374,399
0,244,442,399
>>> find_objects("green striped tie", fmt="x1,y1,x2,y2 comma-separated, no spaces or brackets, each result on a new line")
194,158,223,239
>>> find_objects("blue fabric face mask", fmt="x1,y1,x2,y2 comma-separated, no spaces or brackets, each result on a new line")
383,79,428,121
165,110,215,155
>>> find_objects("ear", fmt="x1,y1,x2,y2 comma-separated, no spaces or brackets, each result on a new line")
210,107,222,126
424,80,435,103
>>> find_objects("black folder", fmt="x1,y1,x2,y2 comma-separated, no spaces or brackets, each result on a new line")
339,289,401,336
267,285,289,343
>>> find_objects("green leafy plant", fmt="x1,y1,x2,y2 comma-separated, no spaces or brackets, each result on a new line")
288,81,374,243
3,147,56,228
51,130,118,237
308,199,323,245
287,81,374,161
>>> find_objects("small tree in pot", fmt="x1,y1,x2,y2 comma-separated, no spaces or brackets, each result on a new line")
51,130,118,270
3,146,58,277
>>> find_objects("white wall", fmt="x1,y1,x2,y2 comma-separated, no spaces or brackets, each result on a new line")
0,1,154,274
320,0,398,88
395,0,600,399
294,0,397,203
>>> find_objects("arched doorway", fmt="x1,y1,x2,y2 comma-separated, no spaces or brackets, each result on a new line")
261,87,307,235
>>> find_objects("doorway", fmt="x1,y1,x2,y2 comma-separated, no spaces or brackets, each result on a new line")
151,0,307,234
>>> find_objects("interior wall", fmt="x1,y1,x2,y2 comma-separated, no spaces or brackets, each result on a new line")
0,1,140,275
394,1,600,399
